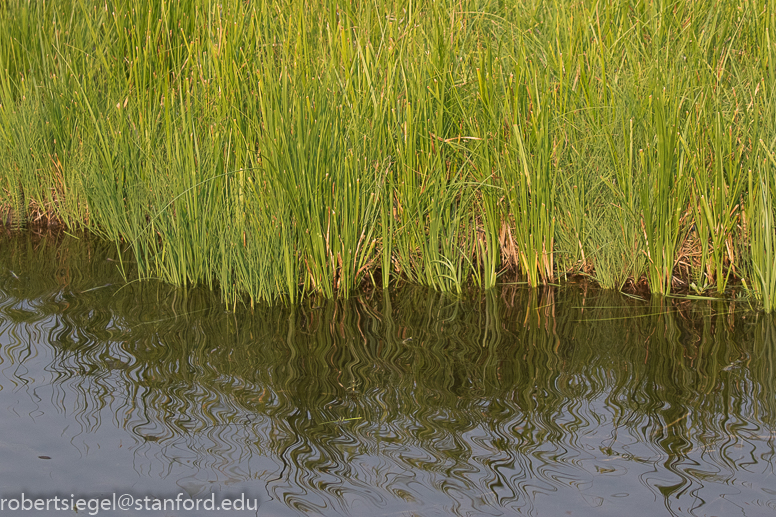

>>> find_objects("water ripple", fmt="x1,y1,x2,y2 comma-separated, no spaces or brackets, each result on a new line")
0,232,774,515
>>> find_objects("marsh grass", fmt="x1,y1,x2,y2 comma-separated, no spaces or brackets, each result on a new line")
748,164,776,312
0,0,775,310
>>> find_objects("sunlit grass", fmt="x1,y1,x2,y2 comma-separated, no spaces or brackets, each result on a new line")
0,0,774,310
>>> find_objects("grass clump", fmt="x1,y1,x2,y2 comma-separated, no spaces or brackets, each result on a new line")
0,0,775,310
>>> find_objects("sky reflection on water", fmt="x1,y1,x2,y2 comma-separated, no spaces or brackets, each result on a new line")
0,231,774,516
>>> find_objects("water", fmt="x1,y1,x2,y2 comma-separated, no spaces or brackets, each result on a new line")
0,231,774,516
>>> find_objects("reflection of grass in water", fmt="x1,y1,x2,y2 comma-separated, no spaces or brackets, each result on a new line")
0,230,776,448
319,417,363,426
1,240,776,510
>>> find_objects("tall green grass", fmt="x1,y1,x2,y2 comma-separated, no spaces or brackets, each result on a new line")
0,0,775,310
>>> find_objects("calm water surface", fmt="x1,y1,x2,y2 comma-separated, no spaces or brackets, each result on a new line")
0,232,774,516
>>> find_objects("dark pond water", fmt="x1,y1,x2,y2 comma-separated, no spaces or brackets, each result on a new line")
0,231,774,516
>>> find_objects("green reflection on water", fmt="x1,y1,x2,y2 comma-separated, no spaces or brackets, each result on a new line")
0,231,775,516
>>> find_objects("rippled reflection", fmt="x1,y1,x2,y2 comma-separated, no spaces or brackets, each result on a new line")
0,230,775,516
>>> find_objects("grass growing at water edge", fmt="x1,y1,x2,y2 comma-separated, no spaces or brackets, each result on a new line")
0,0,775,310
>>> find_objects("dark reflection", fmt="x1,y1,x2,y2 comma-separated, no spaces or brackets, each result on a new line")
0,230,775,516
